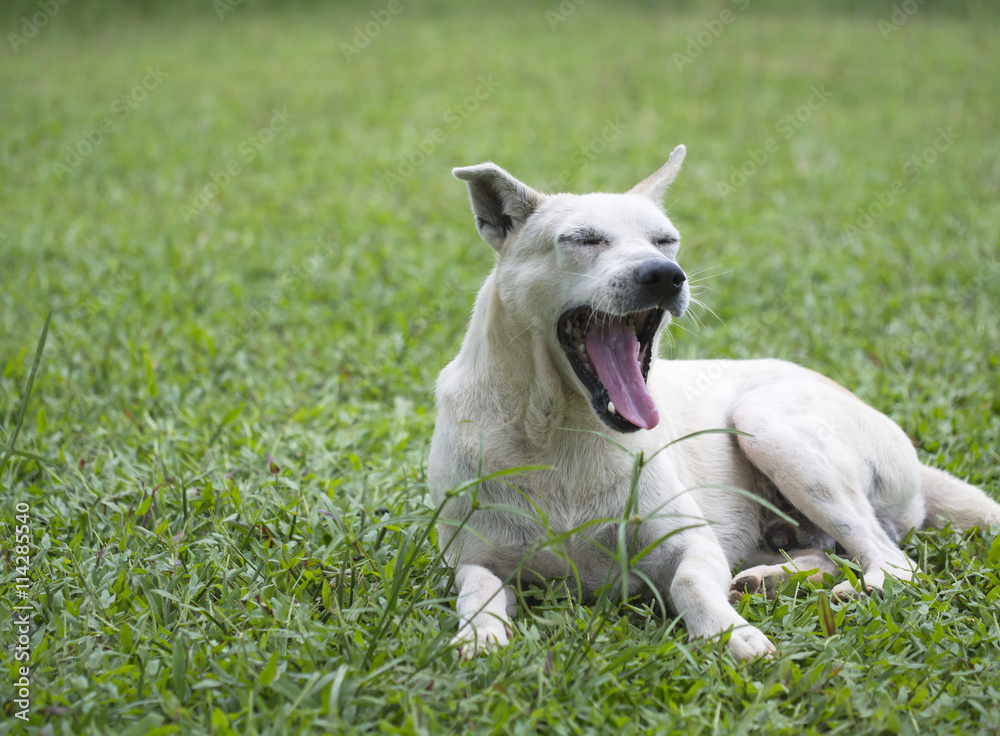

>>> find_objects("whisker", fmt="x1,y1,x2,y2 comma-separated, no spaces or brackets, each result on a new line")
659,327,675,356
690,297,725,327
670,321,701,339
595,293,614,332
503,325,533,350
686,265,731,281
689,285,719,296
664,192,689,213
687,276,727,289
557,269,606,283
583,294,604,335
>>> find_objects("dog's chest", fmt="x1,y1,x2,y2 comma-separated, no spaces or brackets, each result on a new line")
513,439,634,527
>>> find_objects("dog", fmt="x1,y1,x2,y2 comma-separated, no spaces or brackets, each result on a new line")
427,145,1000,660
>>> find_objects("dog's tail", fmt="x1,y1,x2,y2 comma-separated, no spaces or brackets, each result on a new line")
920,465,1000,530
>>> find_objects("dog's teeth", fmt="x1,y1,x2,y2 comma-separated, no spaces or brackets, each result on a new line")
608,401,616,415
577,343,586,354
564,321,572,334
572,328,582,339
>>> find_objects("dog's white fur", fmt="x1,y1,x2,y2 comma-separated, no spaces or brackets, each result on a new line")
428,145,1000,660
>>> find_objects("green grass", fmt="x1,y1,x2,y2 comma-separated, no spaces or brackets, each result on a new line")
2,2,1000,734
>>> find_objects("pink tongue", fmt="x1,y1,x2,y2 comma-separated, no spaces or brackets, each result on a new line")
584,322,659,430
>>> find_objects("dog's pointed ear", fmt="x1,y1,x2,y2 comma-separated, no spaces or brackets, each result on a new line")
452,163,544,251
628,144,686,202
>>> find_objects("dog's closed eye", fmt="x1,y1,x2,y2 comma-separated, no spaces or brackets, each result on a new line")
559,228,610,247
654,234,679,246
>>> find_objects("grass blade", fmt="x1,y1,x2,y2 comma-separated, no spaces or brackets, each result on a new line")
0,310,51,478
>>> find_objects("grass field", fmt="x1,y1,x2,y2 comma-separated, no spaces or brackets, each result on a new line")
2,1,1000,734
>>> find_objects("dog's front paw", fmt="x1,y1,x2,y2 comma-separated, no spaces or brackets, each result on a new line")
725,625,776,662
452,617,512,659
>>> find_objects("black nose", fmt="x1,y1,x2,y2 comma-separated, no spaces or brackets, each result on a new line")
635,259,686,301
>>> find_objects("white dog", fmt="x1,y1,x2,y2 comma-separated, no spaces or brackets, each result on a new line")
428,145,1000,660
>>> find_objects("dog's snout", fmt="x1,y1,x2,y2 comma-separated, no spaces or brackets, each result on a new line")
635,259,686,301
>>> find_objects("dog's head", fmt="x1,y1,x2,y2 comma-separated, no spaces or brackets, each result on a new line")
453,145,689,434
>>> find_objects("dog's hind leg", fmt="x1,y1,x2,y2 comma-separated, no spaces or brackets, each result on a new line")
729,548,840,603
730,386,922,599
451,564,516,659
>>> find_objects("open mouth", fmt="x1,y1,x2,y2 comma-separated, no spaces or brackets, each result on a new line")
557,306,665,432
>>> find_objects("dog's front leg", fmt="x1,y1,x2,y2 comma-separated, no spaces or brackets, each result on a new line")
665,529,776,661
450,563,516,659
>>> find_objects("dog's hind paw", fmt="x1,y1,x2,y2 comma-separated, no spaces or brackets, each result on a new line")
831,580,862,599
452,618,512,659
725,626,776,662
730,571,779,600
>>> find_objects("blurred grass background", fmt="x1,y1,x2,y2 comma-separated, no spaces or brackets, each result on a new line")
1,1,999,734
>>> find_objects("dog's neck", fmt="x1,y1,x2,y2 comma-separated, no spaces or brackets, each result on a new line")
447,271,602,455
